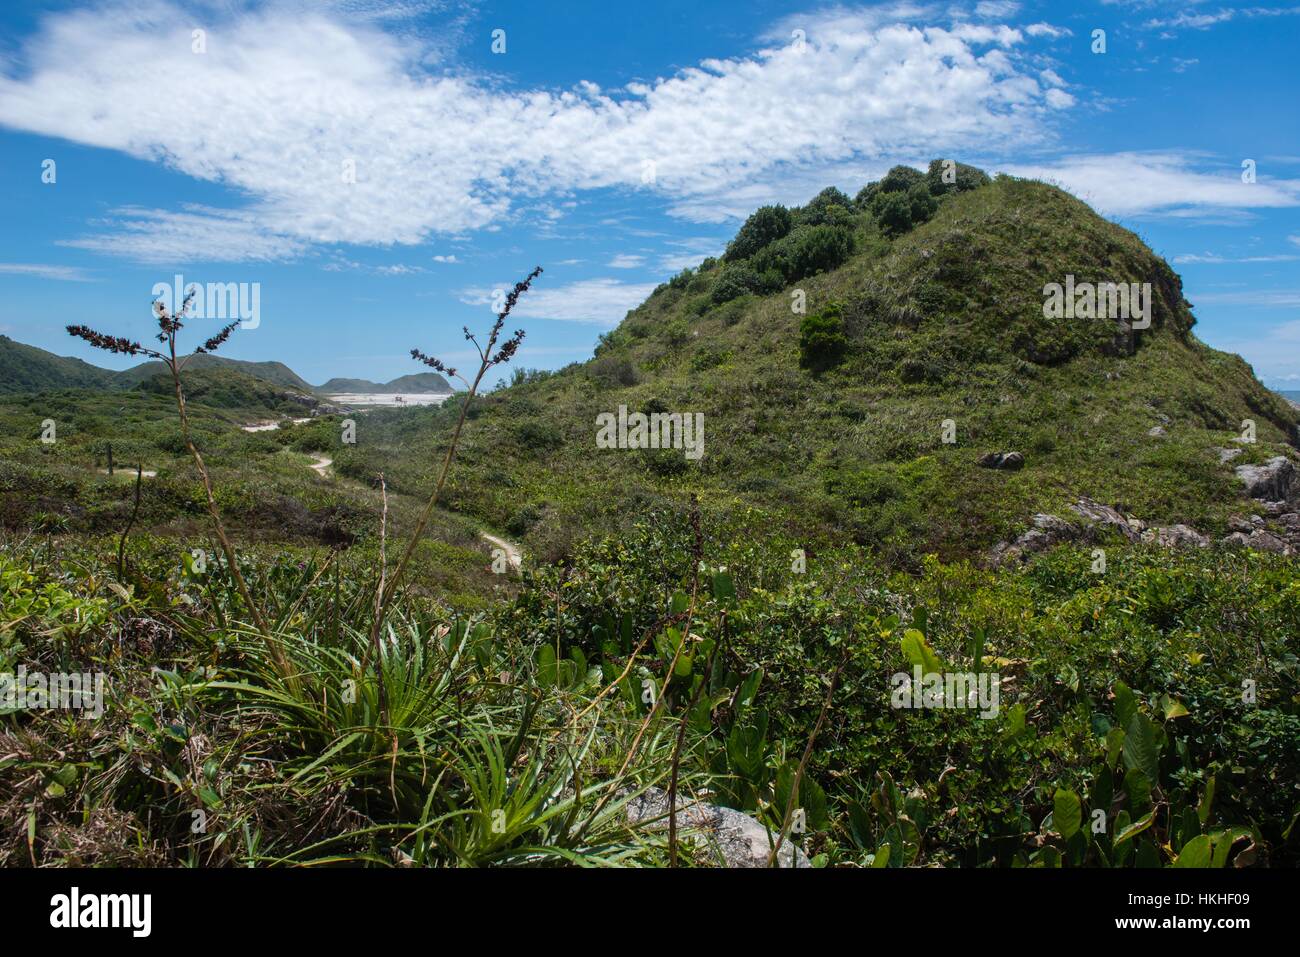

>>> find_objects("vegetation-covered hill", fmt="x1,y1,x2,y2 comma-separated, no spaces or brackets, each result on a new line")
318,372,452,393
0,335,117,393
335,168,1298,566
0,337,318,396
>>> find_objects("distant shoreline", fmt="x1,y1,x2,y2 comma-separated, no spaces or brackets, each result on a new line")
326,392,453,407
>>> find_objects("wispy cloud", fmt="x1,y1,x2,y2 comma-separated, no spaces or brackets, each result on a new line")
0,2,1070,262
459,278,658,325
1002,152,1300,218
0,262,95,282
1173,252,1300,264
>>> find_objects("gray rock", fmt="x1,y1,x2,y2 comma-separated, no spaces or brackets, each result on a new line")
1235,456,1296,502
978,451,1025,470
1142,524,1209,548
1069,497,1143,541
625,788,810,869
1216,447,1244,464
1222,529,1291,554
1148,426,1167,438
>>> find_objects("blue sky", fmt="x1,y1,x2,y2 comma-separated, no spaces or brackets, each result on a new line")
0,0,1297,388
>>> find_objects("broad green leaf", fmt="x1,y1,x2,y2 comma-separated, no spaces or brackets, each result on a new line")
1054,789,1082,842
1115,809,1156,845
1122,712,1160,784
870,843,891,868
1113,681,1137,732
900,628,944,677
1160,695,1189,720
1197,775,1216,826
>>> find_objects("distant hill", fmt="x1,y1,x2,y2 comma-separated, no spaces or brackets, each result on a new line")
115,354,317,394
0,335,117,392
1277,390,1300,410
318,372,452,393
0,337,318,397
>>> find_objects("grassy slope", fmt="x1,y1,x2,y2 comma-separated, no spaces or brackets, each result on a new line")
330,178,1298,566
0,335,117,393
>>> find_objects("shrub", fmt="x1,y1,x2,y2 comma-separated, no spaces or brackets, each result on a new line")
799,303,849,372
873,191,914,236
754,224,856,283
926,159,991,195
907,182,938,226
798,187,856,227
711,263,773,303
514,419,564,453
588,353,639,387
879,164,926,194
724,205,793,261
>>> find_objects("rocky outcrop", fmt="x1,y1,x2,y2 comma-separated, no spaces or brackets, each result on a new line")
978,451,1024,470
990,497,1258,563
1069,498,1144,541
625,788,810,868
1142,524,1208,548
1235,456,1295,503
1223,528,1290,554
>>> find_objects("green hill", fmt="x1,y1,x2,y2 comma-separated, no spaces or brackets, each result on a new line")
114,353,318,394
318,372,452,393
0,334,117,392
334,164,1299,565
0,337,319,398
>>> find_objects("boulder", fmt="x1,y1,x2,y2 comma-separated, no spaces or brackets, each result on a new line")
1235,456,1296,502
978,451,1025,470
1142,524,1209,548
1216,447,1244,464
1069,497,1143,541
625,788,810,868
1222,528,1291,554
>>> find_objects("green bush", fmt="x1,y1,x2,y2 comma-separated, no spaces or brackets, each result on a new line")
799,303,849,372
724,204,793,261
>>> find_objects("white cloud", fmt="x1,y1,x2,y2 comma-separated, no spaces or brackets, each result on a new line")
1024,23,1071,38
974,1,1020,18
1001,153,1300,217
459,278,658,325
0,2,1067,262
1172,252,1300,264
0,263,95,281
432,254,459,263
57,205,304,263
1190,290,1300,308
607,254,645,269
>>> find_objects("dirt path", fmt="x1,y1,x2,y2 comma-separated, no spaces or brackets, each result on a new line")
242,418,312,433
291,450,520,567
480,531,523,571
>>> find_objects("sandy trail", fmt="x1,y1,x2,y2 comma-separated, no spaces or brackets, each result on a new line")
293,451,520,567
480,531,523,571
242,418,312,433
